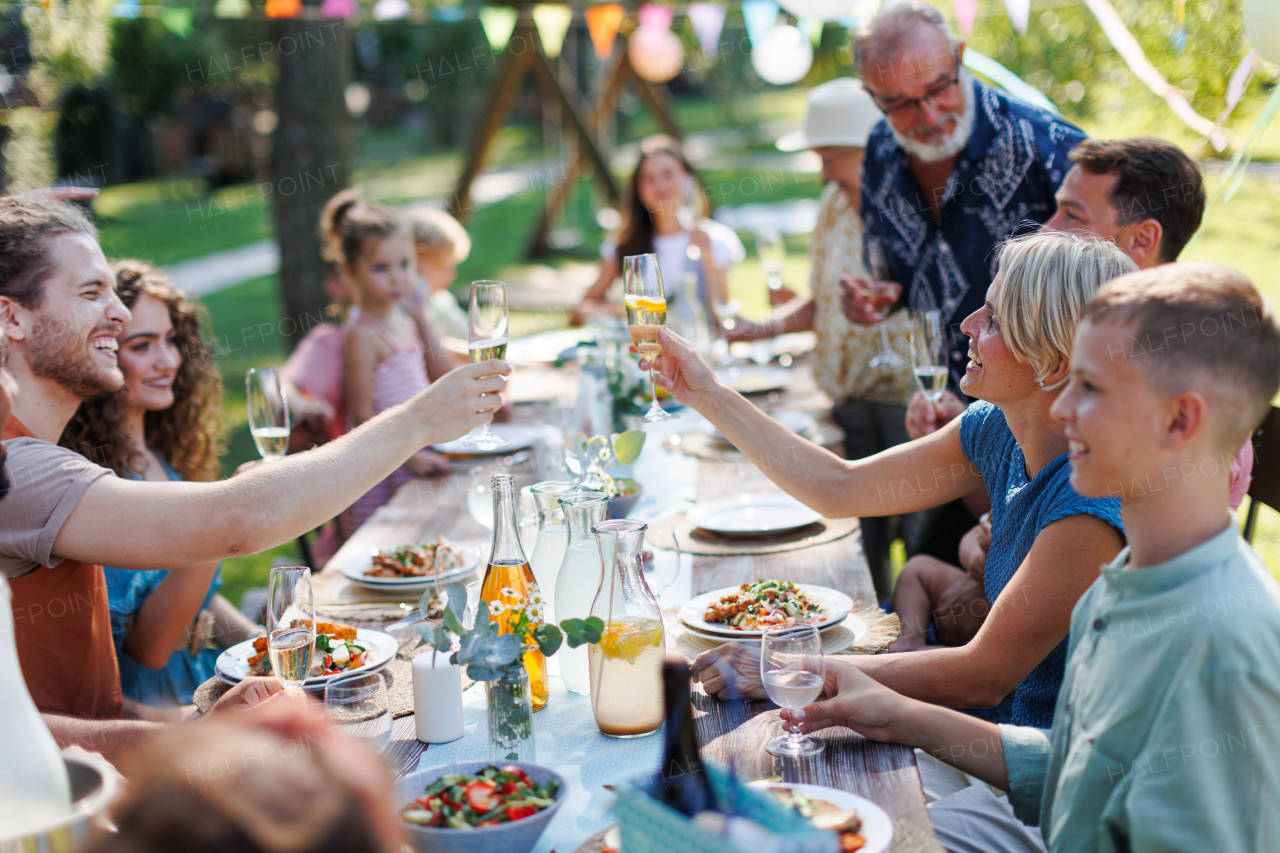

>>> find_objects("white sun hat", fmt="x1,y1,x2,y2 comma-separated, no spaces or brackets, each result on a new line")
776,77,884,152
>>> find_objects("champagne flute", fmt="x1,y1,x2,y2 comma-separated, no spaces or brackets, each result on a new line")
267,566,315,698
910,309,949,403
640,521,682,601
756,230,786,297
761,624,826,757
624,254,678,424
246,367,290,460
863,240,905,369
463,280,509,450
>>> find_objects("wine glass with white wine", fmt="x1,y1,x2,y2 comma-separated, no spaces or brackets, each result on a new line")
624,254,677,424
910,309,948,403
462,280,509,450
761,624,826,757
267,566,315,698
246,367,290,460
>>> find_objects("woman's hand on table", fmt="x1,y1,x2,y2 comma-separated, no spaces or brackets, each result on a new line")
692,643,766,700
645,327,723,410
905,389,966,439
206,677,286,715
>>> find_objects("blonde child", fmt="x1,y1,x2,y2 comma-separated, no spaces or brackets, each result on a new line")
324,190,455,537
406,206,471,341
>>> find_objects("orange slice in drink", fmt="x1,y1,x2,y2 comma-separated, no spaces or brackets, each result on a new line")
624,294,667,314
597,619,663,662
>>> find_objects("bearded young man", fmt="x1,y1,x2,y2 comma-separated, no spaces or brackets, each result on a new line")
0,197,505,762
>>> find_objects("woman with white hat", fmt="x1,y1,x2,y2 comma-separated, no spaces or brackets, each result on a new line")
731,78,923,596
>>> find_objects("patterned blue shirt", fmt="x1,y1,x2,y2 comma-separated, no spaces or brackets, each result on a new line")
959,402,1123,728
861,76,1086,392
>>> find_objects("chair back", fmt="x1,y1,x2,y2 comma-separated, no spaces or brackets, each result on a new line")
1243,405,1280,542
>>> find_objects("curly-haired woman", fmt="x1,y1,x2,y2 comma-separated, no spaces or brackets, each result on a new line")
61,261,260,713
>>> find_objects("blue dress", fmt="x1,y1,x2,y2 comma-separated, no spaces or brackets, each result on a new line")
959,402,1123,728
103,458,222,707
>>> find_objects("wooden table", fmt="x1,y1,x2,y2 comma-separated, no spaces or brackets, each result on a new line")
316,360,936,844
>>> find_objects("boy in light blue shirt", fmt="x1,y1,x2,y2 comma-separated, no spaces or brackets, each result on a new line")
783,262,1280,852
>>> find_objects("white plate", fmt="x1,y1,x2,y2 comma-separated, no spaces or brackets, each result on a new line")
746,782,893,853
214,628,398,686
431,424,538,457
678,614,865,652
339,542,479,589
715,365,791,395
678,583,854,638
686,493,822,536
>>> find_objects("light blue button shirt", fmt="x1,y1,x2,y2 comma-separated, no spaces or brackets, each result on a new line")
1000,519,1280,852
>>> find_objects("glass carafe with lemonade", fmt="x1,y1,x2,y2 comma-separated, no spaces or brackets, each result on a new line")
623,253,678,424
481,474,549,711
528,481,580,625
553,491,611,695
588,519,665,738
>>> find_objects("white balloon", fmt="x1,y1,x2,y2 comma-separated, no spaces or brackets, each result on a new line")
1244,0,1280,65
751,26,814,86
628,26,685,84
777,0,852,23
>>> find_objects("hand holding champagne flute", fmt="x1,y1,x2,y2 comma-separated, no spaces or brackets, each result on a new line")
624,254,677,424
246,367,290,460
463,280,510,450
267,566,315,698
761,625,826,757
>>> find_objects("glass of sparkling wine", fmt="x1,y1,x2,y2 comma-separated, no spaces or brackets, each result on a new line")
910,309,948,403
463,280,510,450
267,566,315,698
624,253,677,424
756,229,786,295
863,239,905,370
246,367,290,460
761,624,826,757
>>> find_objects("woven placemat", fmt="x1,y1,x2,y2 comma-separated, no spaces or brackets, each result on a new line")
667,599,898,659
649,512,858,557
572,820,942,853
193,654,421,717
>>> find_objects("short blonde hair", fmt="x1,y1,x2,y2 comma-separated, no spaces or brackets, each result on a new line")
993,232,1137,389
405,206,471,263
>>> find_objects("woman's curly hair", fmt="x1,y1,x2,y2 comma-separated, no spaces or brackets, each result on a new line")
61,261,225,482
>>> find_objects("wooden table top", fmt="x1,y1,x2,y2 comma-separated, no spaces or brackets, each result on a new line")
316,360,934,841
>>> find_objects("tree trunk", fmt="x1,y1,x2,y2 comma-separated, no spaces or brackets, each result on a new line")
270,17,352,352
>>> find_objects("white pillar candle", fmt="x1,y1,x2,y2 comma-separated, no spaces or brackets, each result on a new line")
412,650,465,744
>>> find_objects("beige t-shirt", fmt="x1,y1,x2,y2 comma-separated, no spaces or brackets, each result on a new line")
0,436,112,579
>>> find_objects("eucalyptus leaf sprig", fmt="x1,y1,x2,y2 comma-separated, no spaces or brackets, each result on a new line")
565,429,645,497
415,582,604,682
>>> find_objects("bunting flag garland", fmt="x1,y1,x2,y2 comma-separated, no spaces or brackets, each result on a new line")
777,0,852,24
372,0,410,19
687,2,727,58
320,0,357,18
638,3,675,32
1243,0,1280,64
1226,50,1257,113
584,3,625,59
213,0,249,18
963,49,1059,115
533,4,574,58
159,6,193,36
741,0,780,48
1001,0,1029,33
479,6,519,52
264,0,301,18
952,0,977,36
630,6,684,83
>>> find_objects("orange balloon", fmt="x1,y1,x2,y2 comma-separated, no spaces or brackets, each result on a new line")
585,3,625,60
265,0,302,18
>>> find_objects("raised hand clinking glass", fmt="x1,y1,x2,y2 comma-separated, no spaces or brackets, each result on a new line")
863,240,905,369
463,280,509,450
246,367,290,460
910,309,948,403
624,254,678,424
761,624,826,757
267,566,315,698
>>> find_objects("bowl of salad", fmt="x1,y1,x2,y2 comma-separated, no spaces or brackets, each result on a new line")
397,761,566,853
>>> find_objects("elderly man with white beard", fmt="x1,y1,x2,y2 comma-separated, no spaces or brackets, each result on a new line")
837,1,1087,586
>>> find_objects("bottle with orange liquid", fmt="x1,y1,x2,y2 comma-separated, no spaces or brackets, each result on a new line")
481,473,550,712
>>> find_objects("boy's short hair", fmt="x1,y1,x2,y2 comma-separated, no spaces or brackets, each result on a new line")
0,196,98,309
1068,137,1205,264
994,231,1138,389
1082,263,1280,450
405,207,471,264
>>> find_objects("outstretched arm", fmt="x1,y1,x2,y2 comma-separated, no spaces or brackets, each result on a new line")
53,361,509,570
649,327,983,518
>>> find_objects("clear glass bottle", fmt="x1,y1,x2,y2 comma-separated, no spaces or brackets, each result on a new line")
528,481,579,625
481,474,549,712
0,575,71,835
588,519,666,738
553,491,610,695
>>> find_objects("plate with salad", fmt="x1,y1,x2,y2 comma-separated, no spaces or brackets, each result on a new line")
214,623,397,687
679,581,852,637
